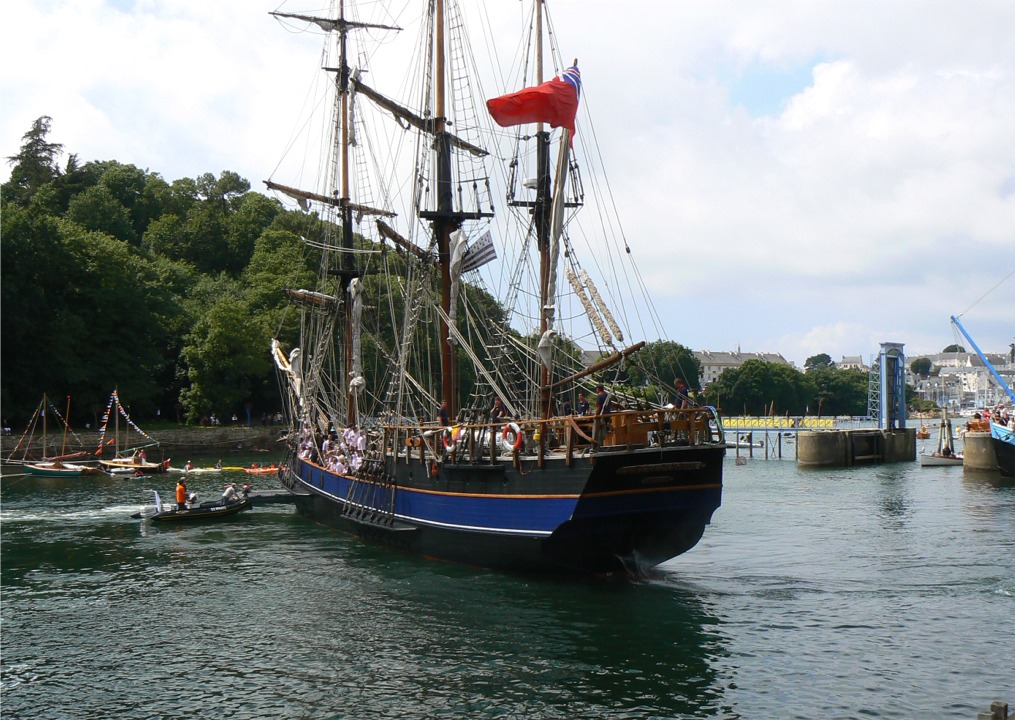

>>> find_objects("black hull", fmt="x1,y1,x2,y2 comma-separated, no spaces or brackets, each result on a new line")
993,437,1014,478
286,443,724,575
135,498,252,522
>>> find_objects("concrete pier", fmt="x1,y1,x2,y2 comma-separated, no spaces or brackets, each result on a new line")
962,432,997,472
797,428,916,467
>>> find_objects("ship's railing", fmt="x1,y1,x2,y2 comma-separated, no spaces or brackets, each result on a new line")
384,406,724,469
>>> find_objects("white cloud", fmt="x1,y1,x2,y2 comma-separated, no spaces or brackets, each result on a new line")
2,0,1013,369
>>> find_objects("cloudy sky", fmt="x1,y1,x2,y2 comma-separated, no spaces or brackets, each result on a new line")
3,0,1013,368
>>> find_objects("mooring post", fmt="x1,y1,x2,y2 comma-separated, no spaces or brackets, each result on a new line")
977,700,1009,720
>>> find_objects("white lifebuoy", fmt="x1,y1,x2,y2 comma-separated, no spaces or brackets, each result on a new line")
442,426,465,452
501,423,523,453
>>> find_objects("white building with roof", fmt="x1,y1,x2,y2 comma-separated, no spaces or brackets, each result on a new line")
694,350,793,387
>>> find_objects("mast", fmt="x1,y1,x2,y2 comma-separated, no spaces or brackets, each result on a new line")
338,0,357,426
61,395,70,457
419,0,493,418
434,0,458,418
530,1,555,419
269,8,400,429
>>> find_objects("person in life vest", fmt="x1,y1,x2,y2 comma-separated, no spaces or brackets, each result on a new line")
176,480,188,510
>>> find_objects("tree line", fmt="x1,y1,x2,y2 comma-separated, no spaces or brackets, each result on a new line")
2,117,316,428
2,116,873,429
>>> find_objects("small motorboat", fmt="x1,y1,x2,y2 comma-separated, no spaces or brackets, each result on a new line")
132,490,251,522
916,424,931,439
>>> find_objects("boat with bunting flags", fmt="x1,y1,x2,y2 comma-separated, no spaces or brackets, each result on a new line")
95,389,170,474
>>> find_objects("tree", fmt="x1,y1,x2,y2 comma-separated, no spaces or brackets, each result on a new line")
805,353,833,371
2,116,64,206
910,357,932,377
702,359,815,416
943,344,966,353
625,340,702,393
808,366,869,416
66,184,136,243
225,193,283,274
179,295,272,422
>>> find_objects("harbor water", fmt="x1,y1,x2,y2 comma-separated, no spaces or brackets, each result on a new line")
2,452,1012,719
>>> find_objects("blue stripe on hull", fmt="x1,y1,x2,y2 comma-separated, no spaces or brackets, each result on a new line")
297,460,577,534
291,448,724,574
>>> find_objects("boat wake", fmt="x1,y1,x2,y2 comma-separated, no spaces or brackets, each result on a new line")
0,504,141,523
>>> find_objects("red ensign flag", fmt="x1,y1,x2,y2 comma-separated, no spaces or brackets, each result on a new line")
486,65,581,137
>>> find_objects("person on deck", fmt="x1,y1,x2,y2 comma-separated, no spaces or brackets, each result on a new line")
438,401,450,427
562,398,574,416
176,480,188,511
595,385,611,416
490,398,508,422
674,379,690,409
577,393,590,416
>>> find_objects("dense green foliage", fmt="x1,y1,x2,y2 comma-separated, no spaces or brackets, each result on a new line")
804,353,833,370
2,117,879,428
1,118,305,427
701,359,870,416
910,357,933,377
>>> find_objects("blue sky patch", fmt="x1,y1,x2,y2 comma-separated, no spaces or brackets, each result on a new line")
723,57,824,117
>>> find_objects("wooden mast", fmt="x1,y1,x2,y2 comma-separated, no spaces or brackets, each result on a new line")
434,0,458,419
338,0,357,427
61,395,70,457
269,9,402,429
535,0,554,419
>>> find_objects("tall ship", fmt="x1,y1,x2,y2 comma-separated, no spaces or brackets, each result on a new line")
267,0,726,574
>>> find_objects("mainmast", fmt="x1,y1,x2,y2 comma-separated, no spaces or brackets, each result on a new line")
435,0,457,419
338,0,357,426
420,0,493,420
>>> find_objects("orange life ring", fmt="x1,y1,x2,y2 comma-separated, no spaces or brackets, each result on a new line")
501,423,523,453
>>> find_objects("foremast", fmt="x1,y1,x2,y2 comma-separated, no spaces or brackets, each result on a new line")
267,6,400,428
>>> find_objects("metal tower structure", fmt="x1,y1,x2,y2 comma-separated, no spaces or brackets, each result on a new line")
868,342,906,430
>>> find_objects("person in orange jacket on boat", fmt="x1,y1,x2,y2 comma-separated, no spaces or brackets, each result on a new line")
175,480,187,510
